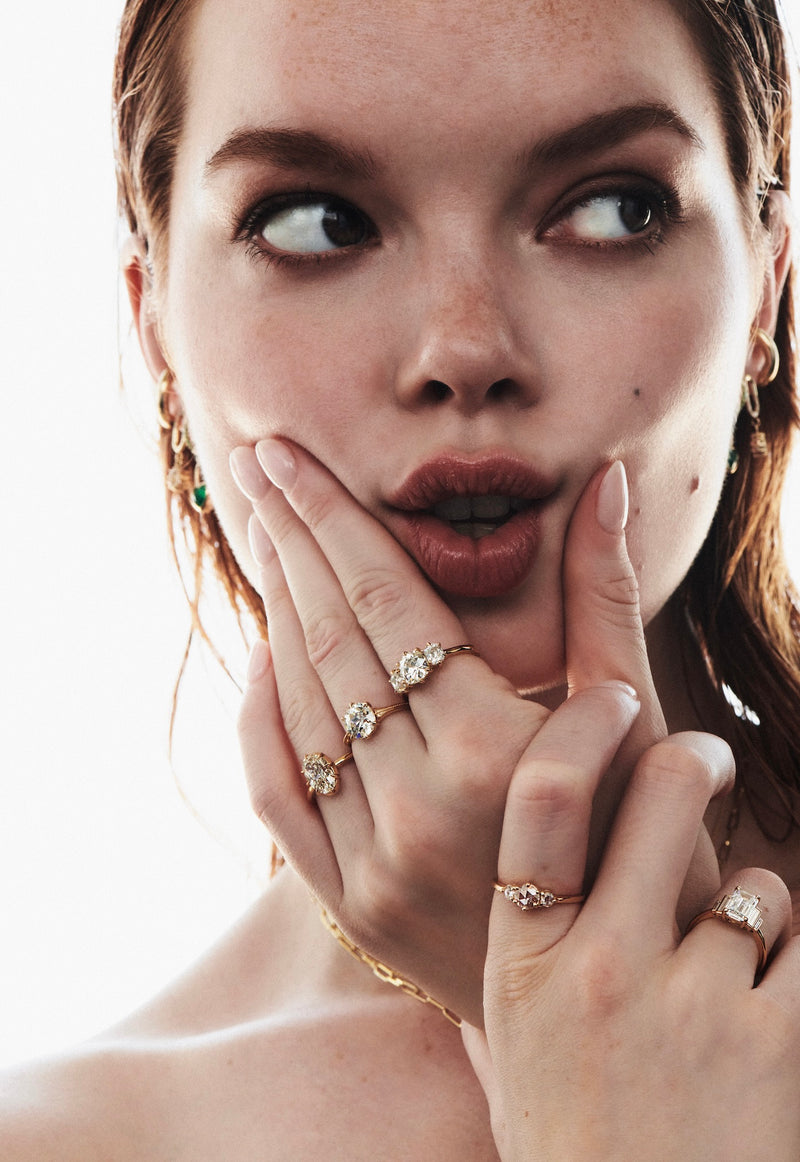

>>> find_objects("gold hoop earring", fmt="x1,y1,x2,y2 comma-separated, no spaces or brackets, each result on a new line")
157,368,213,513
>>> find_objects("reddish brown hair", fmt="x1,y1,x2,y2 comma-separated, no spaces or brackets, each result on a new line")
113,0,800,831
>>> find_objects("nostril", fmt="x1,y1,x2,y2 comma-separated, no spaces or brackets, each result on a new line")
487,378,516,401
426,380,453,403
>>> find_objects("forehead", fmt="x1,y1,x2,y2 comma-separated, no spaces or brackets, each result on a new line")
179,0,723,179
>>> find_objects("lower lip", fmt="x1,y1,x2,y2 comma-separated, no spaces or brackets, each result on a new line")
393,507,543,598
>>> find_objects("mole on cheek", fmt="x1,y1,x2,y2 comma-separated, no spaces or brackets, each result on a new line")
633,388,642,398
690,475,700,493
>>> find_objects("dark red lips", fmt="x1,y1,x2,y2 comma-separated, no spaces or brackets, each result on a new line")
386,454,558,598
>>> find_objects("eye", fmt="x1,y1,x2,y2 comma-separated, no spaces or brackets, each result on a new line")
545,188,670,245
247,195,374,256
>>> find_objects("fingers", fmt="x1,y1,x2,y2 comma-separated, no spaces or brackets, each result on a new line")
679,869,793,990
237,636,347,904
586,731,735,953
491,680,641,949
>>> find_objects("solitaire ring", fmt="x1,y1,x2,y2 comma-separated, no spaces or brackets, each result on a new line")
389,643,476,694
301,750,354,799
493,881,586,911
685,886,768,974
341,700,408,742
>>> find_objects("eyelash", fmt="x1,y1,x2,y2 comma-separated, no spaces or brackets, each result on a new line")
236,191,377,270
235,177,685,269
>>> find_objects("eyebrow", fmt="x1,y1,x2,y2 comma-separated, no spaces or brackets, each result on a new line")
205,127,378,180
522,102,703,170
204,102,702,184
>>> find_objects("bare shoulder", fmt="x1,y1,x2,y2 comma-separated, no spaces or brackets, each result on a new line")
0,1039,165,1162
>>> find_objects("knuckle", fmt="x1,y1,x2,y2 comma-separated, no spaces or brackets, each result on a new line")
278,678,332,745
303,608,351,673
348,568,413,632
634,738,717,802
568,934,633,1020
510,762,589,832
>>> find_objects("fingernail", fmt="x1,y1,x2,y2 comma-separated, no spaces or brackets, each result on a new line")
247,638,269,683
230,446,269,500
595,460,629,534
598,679,640,704
256,438,297,491
248,513,275,567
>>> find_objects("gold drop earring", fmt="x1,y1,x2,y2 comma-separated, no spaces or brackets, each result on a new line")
730,328,780,472
157,368,213,514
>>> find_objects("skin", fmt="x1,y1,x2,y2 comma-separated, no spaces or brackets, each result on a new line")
1,0,798,1158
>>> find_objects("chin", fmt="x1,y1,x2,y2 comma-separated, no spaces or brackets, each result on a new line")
452,590,567,695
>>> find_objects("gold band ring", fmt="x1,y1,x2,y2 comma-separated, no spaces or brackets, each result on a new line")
341,700,408,742
389,643,477,694
301,750,354,799
494,881,586,911
685,886,768,975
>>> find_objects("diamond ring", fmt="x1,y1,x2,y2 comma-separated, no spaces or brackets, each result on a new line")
389,643,476,694
493,881,586,911
341,700,408,742
685,886,768,974
301,750,354,798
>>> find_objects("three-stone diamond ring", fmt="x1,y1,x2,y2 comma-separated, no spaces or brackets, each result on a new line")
685,886,768,975
341,700,409,743
388,643,477,694
493,881,586,911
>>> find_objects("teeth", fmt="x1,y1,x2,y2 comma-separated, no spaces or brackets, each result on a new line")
432,495,513,521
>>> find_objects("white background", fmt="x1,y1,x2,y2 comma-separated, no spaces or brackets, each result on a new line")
0,3,799,1067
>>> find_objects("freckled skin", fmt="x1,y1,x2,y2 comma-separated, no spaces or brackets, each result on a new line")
160,0,765,696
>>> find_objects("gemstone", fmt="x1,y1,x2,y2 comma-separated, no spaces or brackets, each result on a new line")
301,753,339,796
399,649,430,686
423,642,446,666
342,701,377,740
389,668,408,693
193,484,208,509
718,886,762,929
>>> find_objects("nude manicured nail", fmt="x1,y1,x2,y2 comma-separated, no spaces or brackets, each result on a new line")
230,446,269,500
248,513,275,566
597,679,640,703
595,460,629,534
256,438,297,490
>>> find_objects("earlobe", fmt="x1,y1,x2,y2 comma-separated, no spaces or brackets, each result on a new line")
751,190,793,339
121,234,169,381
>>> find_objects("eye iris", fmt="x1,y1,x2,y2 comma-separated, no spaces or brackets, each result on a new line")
321,204,367,247
618,195,652,233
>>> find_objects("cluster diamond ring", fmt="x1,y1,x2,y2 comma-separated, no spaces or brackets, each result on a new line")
493,881,586,911
389,643,476,694
301,751,353,799
685,886,767,974
341,700,408,742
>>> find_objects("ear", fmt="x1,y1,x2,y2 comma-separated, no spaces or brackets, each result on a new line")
750,190,793,344
122,235,169,382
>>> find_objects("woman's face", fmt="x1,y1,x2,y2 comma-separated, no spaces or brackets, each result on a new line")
155,0,768,691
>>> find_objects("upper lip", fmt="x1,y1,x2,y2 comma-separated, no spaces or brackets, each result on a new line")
387,452,560,512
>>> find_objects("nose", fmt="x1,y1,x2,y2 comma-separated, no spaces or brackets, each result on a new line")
393,254,537,413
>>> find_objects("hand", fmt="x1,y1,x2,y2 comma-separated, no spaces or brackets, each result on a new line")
232,443,717,1025
462,731,800,1161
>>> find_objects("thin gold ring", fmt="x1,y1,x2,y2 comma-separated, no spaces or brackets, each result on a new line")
493,881,586,911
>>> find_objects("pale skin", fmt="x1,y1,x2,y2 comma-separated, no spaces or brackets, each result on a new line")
1,0,799,1158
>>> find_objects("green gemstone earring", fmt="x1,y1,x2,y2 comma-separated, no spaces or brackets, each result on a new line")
158,368,213,514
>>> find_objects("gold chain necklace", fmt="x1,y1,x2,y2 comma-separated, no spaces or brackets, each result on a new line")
318,907,462,1027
